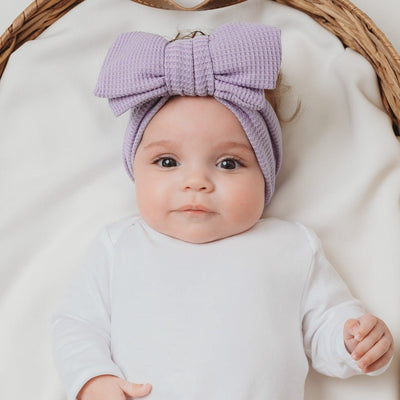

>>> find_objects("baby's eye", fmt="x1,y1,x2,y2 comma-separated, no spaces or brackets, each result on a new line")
155,157,179,168
217,158,242,170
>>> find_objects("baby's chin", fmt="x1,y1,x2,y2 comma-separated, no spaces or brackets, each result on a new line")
141,213,259,244
160,224,252,244
170,231,224,244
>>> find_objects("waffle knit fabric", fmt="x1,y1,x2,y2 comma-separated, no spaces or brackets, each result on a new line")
94,21,282,204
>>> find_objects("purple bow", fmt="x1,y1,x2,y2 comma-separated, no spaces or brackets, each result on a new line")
94,22,281,115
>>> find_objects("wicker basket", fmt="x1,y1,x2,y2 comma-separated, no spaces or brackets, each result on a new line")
1,0,399,135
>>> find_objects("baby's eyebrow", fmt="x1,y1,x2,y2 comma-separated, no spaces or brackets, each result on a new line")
143,139,253,154
143,140,179,150
215,141,253,154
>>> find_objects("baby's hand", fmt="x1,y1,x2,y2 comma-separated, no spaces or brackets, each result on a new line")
343,313,394,373
77,374,152,400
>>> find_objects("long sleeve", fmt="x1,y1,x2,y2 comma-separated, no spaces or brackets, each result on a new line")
50,227,125,400
299,225,391,378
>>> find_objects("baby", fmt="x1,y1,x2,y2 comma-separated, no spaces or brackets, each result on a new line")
51,22,394,400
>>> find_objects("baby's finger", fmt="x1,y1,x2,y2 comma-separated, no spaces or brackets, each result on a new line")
343,319,360,341
360,342,394,373
357,333,392,371
351,322,385,361
355,314,378,341
118,380,152,398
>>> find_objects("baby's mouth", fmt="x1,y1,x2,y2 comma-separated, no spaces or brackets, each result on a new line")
177,204,212,212
182,209,210,215
175,204,216,216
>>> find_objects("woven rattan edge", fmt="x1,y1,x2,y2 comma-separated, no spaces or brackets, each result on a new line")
0,0,84,77
130,0,248,11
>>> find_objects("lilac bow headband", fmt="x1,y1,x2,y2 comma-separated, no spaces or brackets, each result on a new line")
94,21,282,204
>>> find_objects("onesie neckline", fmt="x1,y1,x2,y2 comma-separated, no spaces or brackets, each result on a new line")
133,215,271,246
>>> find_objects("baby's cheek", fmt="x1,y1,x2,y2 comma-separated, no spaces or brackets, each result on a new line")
135,180,159,221
228,180,264,225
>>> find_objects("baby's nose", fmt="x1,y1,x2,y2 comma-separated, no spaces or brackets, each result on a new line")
182,171,214,192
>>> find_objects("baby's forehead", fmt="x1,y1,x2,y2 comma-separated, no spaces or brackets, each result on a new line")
141,95,251,145
167,95,221,106
164,95,236,119
141,137,253,154
164,95,239,118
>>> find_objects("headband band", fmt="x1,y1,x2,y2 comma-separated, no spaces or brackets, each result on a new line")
94,21,282,204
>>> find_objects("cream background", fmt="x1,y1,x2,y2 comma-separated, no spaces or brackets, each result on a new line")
0,1,399,400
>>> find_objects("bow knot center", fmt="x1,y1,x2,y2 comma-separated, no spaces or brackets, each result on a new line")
165,35,215,97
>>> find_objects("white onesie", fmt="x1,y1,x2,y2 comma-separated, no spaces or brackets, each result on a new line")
51,215,379,400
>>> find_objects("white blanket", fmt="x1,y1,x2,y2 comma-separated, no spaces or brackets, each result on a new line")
0,0,399,399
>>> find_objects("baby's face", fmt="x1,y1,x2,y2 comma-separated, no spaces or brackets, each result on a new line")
133,96,265,243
